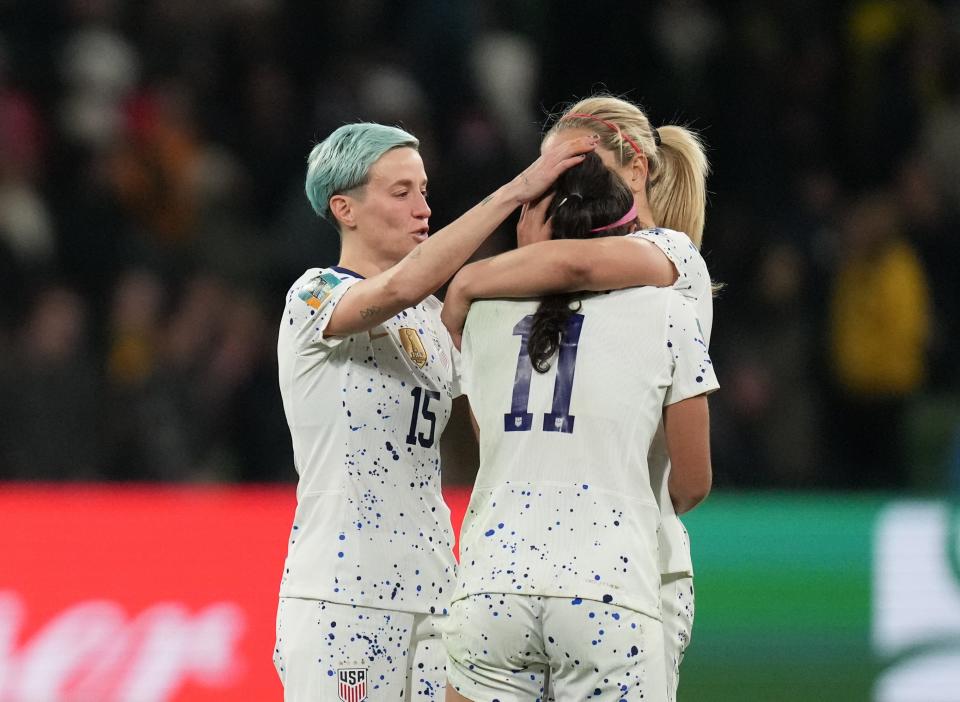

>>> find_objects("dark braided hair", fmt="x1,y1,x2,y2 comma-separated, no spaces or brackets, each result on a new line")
527,151,637,372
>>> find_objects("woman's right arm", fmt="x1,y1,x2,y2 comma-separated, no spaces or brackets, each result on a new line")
441,236,677,346
325,135,598,338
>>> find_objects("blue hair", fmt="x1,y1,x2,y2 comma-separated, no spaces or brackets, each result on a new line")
305,122,419,221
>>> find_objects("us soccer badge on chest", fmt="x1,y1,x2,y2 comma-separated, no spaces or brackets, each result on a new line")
399,327,428,368
337,667,368,702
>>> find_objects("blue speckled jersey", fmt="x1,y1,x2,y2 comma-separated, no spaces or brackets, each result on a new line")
630,228,713,344
629,228,714,577
276,267,459,614
454,287,718,619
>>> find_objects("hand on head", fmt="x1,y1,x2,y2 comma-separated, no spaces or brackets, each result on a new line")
511,135,598,203
517,193,554,247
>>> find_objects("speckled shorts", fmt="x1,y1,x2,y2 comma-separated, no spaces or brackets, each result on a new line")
660,575,694,702
274,597,446,701
444,593,666,702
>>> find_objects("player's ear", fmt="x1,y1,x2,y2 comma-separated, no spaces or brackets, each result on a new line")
330,195,357,229
629,153,648,193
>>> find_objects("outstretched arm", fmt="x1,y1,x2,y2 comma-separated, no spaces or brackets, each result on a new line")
325,135,598,337
441,236,677,346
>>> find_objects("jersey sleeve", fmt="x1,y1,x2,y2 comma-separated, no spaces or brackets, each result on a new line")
630,228,714,344
283,269,361,352
449,343,464,399
664,291,719,406
459,319,475,399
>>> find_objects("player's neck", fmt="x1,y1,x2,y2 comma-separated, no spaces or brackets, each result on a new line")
633,195,656,231
338,239,392,279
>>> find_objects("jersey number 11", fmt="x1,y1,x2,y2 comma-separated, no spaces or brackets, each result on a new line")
505,313,583,435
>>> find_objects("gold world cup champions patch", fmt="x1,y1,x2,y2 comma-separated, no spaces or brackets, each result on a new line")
399,328,428,368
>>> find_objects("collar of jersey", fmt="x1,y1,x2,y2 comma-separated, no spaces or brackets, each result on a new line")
331,265,366,279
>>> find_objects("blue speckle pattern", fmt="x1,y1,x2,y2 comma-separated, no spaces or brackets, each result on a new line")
449,285,718,701
628,227,716,695
274,598,445,700
276,267,460,614
628,227,712,344
445,594,666,700
661,575,696,699
454,292,717,618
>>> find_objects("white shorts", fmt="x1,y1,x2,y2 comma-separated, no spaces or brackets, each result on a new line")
444,594,666,702
274,597,446,701
660,575,694,702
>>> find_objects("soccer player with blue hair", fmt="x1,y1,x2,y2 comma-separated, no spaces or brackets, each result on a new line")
273,121,596,701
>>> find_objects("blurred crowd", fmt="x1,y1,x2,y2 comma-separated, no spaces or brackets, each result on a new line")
1,0,959,490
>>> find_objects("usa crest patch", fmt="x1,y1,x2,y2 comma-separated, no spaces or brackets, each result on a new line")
337,667,368,702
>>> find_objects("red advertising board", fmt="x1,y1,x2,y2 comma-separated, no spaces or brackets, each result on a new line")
0,484,472,701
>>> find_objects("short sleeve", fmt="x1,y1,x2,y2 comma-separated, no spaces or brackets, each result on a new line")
630,228,714,344
282,269,361,352
664,291,719,406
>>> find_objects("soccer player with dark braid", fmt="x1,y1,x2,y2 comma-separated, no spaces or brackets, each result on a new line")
444,149,717,702
442,95,716,701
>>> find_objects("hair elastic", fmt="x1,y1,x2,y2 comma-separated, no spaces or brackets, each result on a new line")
590,203,638,233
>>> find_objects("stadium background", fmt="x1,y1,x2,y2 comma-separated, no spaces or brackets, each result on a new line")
1,1,959,700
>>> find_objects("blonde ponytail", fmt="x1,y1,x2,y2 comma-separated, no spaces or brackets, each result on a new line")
547,95,710,249
648,125,709,248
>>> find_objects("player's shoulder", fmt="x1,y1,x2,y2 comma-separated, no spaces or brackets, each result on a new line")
634,228,711,293
286,266,360,299
469,297,539,318
287,266,342,288
603,284,674,305
464,298,538,338
629,226,692,245
630,227,702,262
421,294,443,314
593,286,682,325
663,286,700,320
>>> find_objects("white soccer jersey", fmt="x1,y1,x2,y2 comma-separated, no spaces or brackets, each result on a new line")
277,266,460,614
453,288,718,619
631,227,713,343
630,227,713,576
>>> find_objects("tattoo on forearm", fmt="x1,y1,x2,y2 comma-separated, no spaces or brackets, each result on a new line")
480,194,494,206
359,306,382,319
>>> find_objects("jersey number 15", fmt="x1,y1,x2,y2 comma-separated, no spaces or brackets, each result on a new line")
505,313,583,435
406,386,439,448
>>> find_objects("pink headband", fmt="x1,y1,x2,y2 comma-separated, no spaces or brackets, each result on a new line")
563,113,645,157
590,203,638,232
